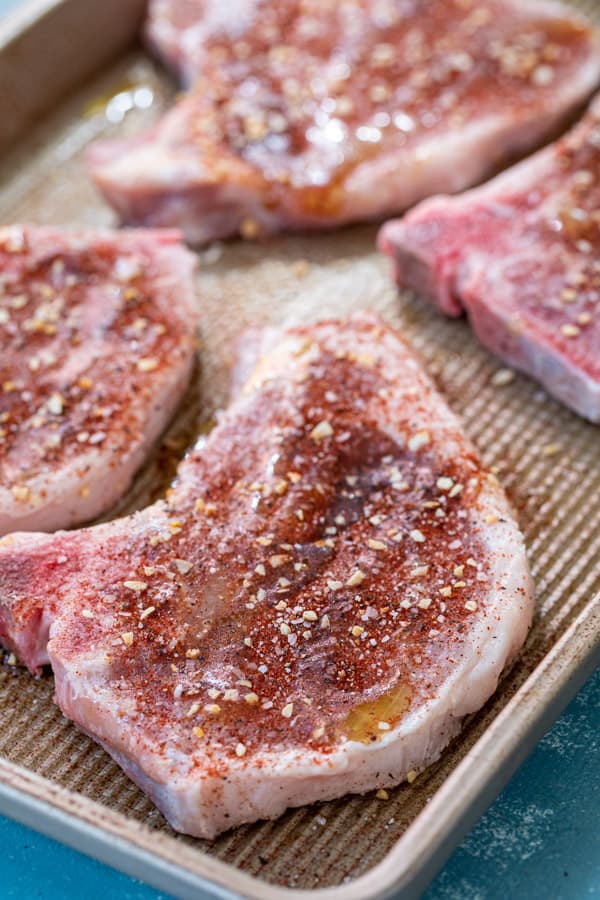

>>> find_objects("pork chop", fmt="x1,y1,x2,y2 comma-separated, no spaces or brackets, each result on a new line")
379,93,600,422
0,314,533,838
144,0,212,87
88,0,600,244
0,225,198,535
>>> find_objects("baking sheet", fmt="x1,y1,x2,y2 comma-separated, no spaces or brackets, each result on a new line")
0,1,598,898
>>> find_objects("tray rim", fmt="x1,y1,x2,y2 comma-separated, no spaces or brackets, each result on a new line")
0,1,599,898
0,0,146,153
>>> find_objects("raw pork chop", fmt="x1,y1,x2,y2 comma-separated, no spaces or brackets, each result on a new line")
0,226,198,535
88,0,600,244
0,314,533,838
144,0,211,86
379,93,600,422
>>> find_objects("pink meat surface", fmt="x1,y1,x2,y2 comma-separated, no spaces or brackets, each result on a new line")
379,93,600,422
0,225,198,534
89,0,600,244
144,0,216,87
0,314,533,838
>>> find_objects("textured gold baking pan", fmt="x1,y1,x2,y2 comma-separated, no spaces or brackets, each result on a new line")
0,1,598,898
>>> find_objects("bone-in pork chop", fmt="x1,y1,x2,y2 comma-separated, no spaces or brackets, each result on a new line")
88,0,600,244
379,93,600,422
0,314,533,838
0,226,198,535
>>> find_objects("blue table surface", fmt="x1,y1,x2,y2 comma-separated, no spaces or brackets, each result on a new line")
0,1,598,897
